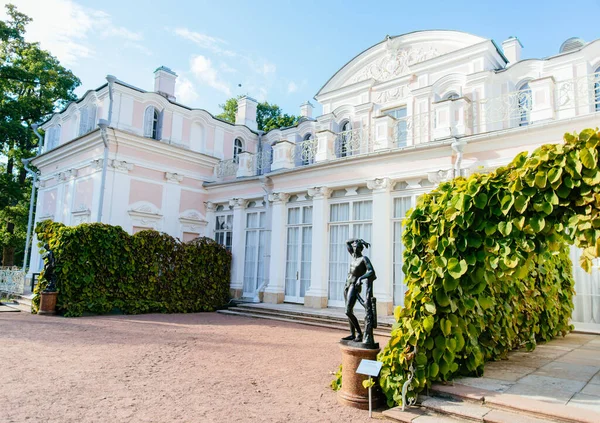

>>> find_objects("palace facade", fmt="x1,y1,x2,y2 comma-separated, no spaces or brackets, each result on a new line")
29,31,600,330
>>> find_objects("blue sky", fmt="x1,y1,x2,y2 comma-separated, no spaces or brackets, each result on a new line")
3,0,600,117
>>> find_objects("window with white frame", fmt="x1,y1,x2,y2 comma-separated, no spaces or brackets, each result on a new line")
517,82,532,127
384,106,408,147
144,106,162,140
328,199,372,306
392,196,415,306
443,92,460,100
337,121,351,158
594,66,600,112
285,205,313,303
243,209,267,297
301,133,314,165
45,125,61,151
214,213,233,252
78,104,97,136
233,138,244,163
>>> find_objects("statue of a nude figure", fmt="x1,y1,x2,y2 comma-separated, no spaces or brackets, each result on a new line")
341,238,378,347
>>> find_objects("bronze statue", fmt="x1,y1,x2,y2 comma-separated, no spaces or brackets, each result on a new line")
341,238,378,348
42,243,57,292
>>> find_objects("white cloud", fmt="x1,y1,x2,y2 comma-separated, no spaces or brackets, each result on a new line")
1,0,144,65
190,55,231,96
173,27,235,57
174,73,199,105
220,62,237,73
287,81,298,94
261,62,277,75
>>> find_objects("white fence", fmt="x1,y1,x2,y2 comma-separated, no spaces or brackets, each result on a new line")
0,267,25,296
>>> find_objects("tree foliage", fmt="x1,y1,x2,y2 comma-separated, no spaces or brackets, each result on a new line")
33,221,231,316
374,128,600,407
216,95,301,132
0,4,80,266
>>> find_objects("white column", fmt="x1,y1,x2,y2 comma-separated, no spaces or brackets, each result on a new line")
236,152,254,177
107,160,134,229
304,186,331,308
229,198,248,298
373,114,395,150
271,141,295,171
162,172,183,237
264,192,290,304
315,130,336,162
367,178,393,316
205,202,216,239
530,76,556,123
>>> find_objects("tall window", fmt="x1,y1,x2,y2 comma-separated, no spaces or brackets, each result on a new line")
594,66,600,112
392,196,414,306
215,213,233,252
233,138,244,163
517,82,532,127
243,210,267,297
328,199,372,306
285,205,313,303
78,105,97,136
300,133,314,165
144,106,162,140
45,125,61,151
385,106,408,147
337,121,351,158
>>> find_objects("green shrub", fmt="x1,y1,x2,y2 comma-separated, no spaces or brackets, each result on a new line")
376,129,600,407
33,222,231,317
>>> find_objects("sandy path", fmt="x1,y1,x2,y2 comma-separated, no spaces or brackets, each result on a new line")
0,312,381,422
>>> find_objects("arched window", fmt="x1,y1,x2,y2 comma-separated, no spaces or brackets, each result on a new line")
517,82,532,127
78,104,97,136
443,92,460,100
144,106,162,140
233,138,244,162
594,66,600,112
301,133,313,165
338,121,351,158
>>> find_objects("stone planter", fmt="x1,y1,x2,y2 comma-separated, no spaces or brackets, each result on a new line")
38,291,58,315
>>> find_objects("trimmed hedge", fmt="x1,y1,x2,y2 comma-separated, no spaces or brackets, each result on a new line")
374,129,600,407
33,222,231,316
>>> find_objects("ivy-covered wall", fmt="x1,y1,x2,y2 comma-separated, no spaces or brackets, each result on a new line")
376,129,600,406
33,222,231,317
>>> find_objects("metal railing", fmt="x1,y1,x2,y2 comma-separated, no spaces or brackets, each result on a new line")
392,112,435,148
254,150,272,175
215,158,238,178
0,267,25,296
555,71,600,114
295,137,318,166
334,126,372,158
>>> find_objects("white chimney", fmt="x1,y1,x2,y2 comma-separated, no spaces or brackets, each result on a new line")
502,37,523,65
300,101,314,118
154,66,177,101
235,96,258,131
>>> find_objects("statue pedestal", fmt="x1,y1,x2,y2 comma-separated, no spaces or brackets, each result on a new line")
38,291,57,315
337,343,385,410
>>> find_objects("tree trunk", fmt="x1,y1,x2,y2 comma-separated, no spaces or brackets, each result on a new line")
2,222,15,267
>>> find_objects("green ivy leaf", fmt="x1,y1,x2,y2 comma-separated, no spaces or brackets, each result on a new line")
447,258,468,279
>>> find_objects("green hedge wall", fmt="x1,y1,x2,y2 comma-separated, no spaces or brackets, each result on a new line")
376,129,600,407
33,222,231,317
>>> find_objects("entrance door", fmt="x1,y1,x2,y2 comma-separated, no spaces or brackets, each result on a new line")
243,211,267,298
571,247,600,332
285,206,312,303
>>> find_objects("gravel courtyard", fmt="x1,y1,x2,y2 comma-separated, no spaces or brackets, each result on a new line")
0,312,379,423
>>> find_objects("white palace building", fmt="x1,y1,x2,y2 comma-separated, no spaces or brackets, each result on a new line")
29,31,600,330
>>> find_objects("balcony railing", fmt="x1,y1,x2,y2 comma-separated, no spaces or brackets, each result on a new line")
334,126,372,157
216,158,238,178
295,137,318,166
253,150,272,175
0,267,25,295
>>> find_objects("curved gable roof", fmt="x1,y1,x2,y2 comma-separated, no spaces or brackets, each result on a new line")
316,30,490,98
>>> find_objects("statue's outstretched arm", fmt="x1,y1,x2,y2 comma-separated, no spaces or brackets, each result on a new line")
346,238,357,254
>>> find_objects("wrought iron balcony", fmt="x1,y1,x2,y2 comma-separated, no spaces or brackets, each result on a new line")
215,158,238,178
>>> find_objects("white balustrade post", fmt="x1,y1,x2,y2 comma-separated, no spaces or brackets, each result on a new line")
315,130,336,162
529,76,556,123
271,140,295,171
367,178,394,316
304,186,332,308
373,115,396,150
264,193,290,303
451,97,472,137
229,198,248,299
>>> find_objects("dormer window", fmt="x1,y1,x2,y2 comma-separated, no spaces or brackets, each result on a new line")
144,106,163,140
233,138,243,162
443,92,460,100
78,104,97,136
45,125,61,151
594,66,600,111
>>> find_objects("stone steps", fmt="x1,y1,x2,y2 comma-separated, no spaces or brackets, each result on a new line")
0,294,32,312
217,306,392,338
384,383,600,423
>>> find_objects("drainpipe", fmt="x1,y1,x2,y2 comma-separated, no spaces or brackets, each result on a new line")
21,124,45,273
97,119,110,223
106,75,117,126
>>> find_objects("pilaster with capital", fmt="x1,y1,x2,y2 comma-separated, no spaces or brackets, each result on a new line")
305,186,332,308
367,178,393,315
230,198,248,296
315,130,336,162
205,201,216,239
264,192,290,303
